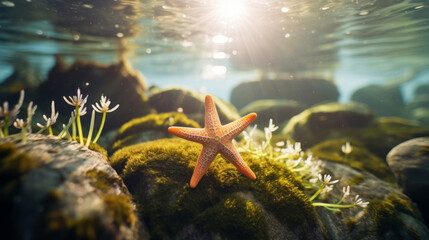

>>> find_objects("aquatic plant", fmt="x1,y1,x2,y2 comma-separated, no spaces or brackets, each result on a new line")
63,88,88,145
238,118,368,210
1,89,118,148
91,94,119,144
0,90,24,137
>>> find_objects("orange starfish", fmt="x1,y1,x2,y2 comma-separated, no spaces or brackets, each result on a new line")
168,94,257,188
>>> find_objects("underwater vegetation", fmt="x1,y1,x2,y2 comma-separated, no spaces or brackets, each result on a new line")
0,88,119,147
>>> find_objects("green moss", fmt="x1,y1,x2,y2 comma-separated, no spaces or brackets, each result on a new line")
342,117,429,158
86,169,125,192
346,174,366,186
0,143,36,178
310,139,395,182
367,194,421,237
196,194,269,240
103,194,137,227
345,218,358,232
115,112,200,142
88,142,108,160
110,138,316,239
415,146,429,157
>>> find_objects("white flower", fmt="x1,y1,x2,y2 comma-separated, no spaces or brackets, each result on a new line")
342,185,350,197
342,142,353,154
13,118,25,129
63,88,88,107
318,174,339,185
321,185,334,194
74,106,87,116
264,118,278,141
92,94,119,113
354,195,369,208
37,101,59,128
0,90,24,118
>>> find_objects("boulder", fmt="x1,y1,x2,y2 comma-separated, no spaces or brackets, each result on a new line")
387,137,429,225
230,78,339,110
414,83,429,97
316,160,429,240
239,99,304,128
0,134,146,240
281,102,374,148
110,138,325,239
351,84,404,117
404,94,429,125
148,87,240,127
112,112,200,151
37,56,150,131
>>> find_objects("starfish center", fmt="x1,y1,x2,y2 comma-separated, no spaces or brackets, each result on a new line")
215,136,220,142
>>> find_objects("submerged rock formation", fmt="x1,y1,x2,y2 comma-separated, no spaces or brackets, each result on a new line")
0,134,145,240
230,78,339,110
387,137,429,225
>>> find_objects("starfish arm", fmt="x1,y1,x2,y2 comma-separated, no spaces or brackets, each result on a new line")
190,145,218,188
220,113,257,139
168,127,211,144
204,94,222,132
220,141,256,180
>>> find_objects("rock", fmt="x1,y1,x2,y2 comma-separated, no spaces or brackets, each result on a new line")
239,99,304,128
281,102,374,148
351,84,404,117
404,94,429,125
414,83,429,97
112,112,200,151
110,138,325,239
230,78,339,110
310,139,395,182
387,137,429,225
0,134,146,240
148,87,240,127
316,160,429,240
37,56,150,131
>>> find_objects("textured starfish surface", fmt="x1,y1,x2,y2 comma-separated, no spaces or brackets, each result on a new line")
168,94,257,188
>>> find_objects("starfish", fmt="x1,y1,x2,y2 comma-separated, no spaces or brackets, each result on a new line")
168,94,257,188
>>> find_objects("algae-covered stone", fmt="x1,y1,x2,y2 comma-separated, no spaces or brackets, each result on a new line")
315,160,429,240
112,112,200,151
387,137,429,225
148,87,240,127
239,99,304,128
0,134,145,240
37,56,150,131
341,117,429,159
404,94,429,125
230,78,339,110
310,139,395,182
110,138,324,239
281,102,374,148
351,84,404,117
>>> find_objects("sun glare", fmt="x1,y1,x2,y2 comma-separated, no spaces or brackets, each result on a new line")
215,0,247,22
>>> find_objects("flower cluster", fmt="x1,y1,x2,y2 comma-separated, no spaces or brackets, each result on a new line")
0,88,119,147
238,118,368,210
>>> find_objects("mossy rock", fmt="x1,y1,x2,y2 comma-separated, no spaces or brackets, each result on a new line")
414,83,429,97
346,195,428,239
342,117,429,158
0,134,144,240
148,87,240,127
110,138,323,239
404,94,429,125
351,84,404,117
310,139,395,182
230,78,339,110
281,102,374,148
112,112,200,151
37,56,150,131
239,99,304,128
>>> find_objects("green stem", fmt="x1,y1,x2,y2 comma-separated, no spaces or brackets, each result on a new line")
72,121,76,140
0,128,4,138
58,115,76,139
312,202,356,208
4,116,9,136
75,106,84,145
92,111,106,144
36,128,46,134
85,110,95,147
309,184,325,201
48,126,53,135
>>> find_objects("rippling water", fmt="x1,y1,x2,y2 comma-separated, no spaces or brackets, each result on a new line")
0,0,428,100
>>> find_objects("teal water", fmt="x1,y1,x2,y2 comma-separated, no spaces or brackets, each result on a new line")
0,0,429,101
